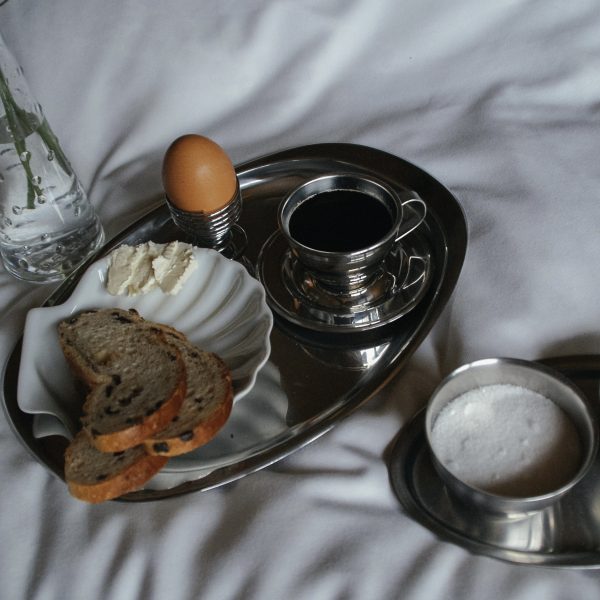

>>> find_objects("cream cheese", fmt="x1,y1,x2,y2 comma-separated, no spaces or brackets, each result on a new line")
152,241,197,295
106,241,197,296
105,244,136,295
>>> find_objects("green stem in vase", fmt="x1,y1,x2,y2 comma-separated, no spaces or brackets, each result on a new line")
0,68,46,209
36,116,73,176
0,71,73,176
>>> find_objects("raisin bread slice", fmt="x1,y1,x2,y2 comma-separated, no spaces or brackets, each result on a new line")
144,335,233,456
58,308,147,387
65,430,167,503
58,309,187,452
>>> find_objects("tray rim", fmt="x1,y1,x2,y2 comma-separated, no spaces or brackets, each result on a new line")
2,142,468,501
388,354,600,569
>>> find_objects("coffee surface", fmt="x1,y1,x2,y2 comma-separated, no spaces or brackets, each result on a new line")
288,190,394,252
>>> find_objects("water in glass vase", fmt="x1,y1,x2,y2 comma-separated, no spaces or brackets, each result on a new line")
0,116,104,283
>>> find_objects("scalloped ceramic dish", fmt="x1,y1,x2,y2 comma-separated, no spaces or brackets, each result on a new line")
17,247,273,443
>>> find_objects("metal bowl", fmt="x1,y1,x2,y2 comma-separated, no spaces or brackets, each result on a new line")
424,357,598,514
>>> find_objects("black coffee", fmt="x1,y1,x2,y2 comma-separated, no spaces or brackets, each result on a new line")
288,190,394,252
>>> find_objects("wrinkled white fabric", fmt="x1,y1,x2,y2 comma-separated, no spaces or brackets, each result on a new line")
2,0,600,598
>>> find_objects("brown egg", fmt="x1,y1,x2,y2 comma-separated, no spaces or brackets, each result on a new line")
162,134,237,213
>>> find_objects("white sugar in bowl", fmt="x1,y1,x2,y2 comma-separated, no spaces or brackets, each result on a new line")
425,358,598,514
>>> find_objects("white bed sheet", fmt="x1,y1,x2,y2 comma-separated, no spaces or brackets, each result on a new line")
1,0,600,598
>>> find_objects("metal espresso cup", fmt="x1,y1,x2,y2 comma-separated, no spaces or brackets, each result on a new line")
278,174,426,293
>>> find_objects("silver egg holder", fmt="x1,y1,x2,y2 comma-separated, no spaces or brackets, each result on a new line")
256,174,433,332
166,177,247,260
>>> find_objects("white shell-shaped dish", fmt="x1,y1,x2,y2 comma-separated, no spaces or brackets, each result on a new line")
17,247,273,438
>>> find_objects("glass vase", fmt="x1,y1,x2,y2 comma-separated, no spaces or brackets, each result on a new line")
0,33,104,283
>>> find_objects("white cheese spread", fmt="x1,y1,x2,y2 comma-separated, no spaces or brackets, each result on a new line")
106,241,197,296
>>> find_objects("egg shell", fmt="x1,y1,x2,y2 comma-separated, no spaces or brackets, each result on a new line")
162,134,237,213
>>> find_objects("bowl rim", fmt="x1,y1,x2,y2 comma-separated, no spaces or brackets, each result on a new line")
277,172,404,257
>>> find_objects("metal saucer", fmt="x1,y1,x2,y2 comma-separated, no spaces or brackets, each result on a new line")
257,225,432,332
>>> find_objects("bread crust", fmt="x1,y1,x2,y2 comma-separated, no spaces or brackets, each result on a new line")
65,432,168,503
144,355,233,456
128,328,235,457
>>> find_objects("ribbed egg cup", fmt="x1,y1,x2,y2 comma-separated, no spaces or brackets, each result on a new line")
166,178,247,260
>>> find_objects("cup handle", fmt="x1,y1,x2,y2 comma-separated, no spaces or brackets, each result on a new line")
394,194,427,242
399,254,427,291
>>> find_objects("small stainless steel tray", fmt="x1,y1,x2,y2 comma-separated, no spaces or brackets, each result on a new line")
2,143,467,500
388,355,600,568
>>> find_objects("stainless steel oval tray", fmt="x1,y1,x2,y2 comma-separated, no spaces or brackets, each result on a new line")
2,143,467,501
388,355,600,568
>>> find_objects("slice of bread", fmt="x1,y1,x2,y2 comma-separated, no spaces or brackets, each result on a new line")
144,335,233,456
58,309,187,452
59,307,234,501
65,430,167,503
58,308,146,387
